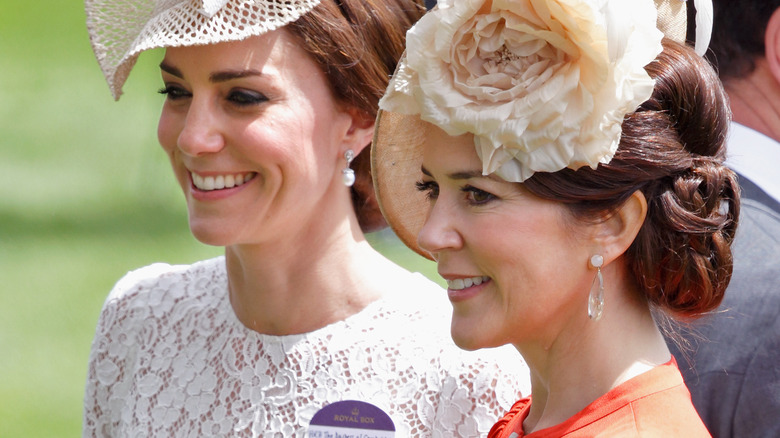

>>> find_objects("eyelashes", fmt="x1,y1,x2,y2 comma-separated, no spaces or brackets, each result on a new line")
463,186,496,205
225,89,269,106
157,85,269,107
415,180,439,200
415,180,497,205
158,84,189,100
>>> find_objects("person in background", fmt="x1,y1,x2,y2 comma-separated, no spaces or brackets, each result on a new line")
82,0,529,436
372,0,733,435
701,0,780,207
666,2,780,436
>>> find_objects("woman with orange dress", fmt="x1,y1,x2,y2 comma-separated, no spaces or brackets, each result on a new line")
373,0,733,435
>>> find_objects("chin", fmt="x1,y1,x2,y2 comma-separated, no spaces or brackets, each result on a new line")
450,320,490,351
188,223,232,247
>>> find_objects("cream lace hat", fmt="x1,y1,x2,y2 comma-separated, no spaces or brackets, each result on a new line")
372,0,713,259
86,0,323,100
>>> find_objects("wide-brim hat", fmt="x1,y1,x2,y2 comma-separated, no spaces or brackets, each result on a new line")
372,0,709,260
86,0,323,100
372,111,435,259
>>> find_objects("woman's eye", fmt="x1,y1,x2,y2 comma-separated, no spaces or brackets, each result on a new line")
463,186,496,205
227,89,268,106
415,180,439,201
158,85,190,100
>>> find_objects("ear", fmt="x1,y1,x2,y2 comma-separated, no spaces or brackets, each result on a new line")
590,190,648,266
341,108,375,156
766,7,780,84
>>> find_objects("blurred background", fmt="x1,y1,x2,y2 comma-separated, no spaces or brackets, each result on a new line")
0,1,438,435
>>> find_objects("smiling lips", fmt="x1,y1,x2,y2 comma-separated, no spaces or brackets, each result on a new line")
446,276,490,290
191,172,257,191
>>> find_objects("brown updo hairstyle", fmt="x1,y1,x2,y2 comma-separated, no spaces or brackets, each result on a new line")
523,39,740,319
287,0,426,232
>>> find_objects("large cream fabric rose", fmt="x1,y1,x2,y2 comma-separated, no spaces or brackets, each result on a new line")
380,0,663,182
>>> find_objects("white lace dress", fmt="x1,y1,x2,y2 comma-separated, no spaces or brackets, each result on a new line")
83,257,529,437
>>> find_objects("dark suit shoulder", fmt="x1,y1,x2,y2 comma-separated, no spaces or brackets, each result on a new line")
670,184,780,437
738,174,780,215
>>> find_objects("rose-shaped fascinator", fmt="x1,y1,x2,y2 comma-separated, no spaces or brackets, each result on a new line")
372,0,712,258
85,0,322,100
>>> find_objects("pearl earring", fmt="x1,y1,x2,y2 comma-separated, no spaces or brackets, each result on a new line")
588,254,605,321
342,150,355,187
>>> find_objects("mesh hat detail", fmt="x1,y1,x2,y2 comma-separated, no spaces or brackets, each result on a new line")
371,0,713,260
86,0,322,100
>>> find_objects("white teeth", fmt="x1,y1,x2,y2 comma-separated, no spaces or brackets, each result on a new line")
191,172,256,191
447,276,489,290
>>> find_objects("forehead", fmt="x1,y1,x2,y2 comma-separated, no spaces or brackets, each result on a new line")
421,125,482,175
160,27,318,79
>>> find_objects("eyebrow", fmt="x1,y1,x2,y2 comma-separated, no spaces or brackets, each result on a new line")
159,62,263,83
421,166,500,181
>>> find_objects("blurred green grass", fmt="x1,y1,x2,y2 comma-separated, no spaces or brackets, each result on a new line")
0,1,438,436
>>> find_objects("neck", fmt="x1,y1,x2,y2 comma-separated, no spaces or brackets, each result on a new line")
225,211,385,336
726,59,780,142
518,269,671,433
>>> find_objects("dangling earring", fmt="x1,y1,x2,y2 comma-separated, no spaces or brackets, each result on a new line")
341,149,355,187
588,254,605,321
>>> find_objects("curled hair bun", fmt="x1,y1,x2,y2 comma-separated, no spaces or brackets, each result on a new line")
627,40,739,318
637,157,738,318
525,40,740,318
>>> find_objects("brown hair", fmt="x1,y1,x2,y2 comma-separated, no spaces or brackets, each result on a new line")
287,0,426,232
523,40,740,319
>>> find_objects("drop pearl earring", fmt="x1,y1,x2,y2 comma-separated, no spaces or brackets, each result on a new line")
342,150,355,187
588,254,605,320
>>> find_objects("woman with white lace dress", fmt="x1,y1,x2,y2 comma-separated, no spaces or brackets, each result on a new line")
82,0,529,436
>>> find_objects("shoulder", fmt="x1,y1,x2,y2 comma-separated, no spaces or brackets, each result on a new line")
668,196,780,436
84,257,229,433
678,194,780,344
104,256,226,304
738,175,780,215
733,313,780,435
95,257,227,335
721,196,780,314
705,196,780,333
627,383,710,437
553,363,709,437
734,197,780,262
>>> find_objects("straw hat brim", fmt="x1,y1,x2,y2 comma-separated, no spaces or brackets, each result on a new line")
371,109,435,260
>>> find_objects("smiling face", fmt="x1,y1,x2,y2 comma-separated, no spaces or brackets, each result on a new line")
157,29,361,246
416,127,597,351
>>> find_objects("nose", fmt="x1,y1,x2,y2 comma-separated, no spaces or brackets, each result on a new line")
417,200,463,257
174,98,225,156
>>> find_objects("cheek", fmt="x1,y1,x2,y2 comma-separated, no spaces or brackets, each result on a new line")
157,109,181,155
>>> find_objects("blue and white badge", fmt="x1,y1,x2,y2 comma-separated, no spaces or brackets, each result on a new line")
308,400,395,438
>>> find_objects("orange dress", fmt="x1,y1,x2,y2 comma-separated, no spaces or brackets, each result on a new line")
489,359,711,437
